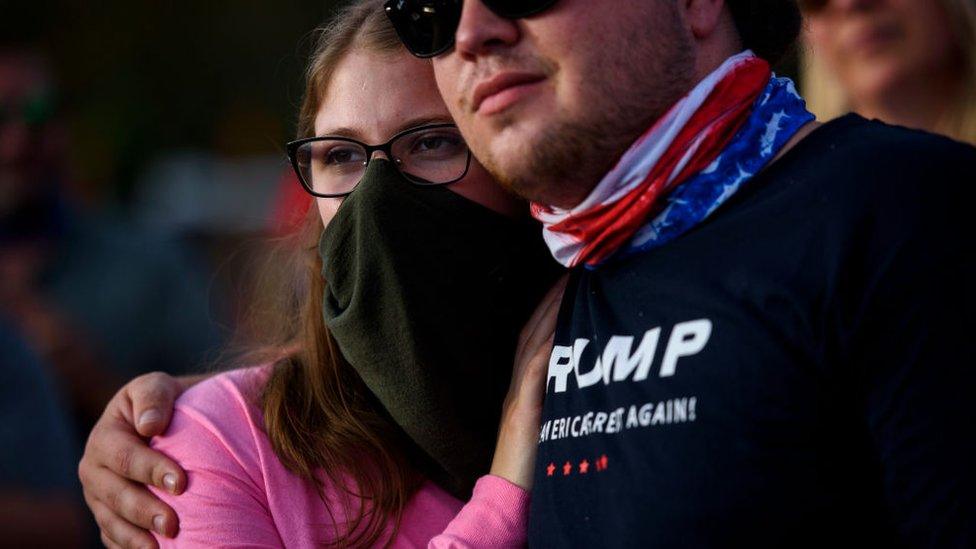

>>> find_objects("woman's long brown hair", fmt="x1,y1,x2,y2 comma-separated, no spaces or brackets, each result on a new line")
229,1,423,546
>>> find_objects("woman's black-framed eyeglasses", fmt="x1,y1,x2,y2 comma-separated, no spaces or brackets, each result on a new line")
384,0,561,58
286,123,472,198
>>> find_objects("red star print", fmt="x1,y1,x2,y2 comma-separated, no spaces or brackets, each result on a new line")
579,459,590,474
546,463,556,477
597,454,609,471
562,461,573,476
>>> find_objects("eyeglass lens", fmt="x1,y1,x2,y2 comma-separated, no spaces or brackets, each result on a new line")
294,125,470,196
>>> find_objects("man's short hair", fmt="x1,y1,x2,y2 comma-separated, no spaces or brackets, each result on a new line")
727,0,802,66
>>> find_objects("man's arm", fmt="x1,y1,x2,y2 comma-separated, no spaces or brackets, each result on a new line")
843,142,976,547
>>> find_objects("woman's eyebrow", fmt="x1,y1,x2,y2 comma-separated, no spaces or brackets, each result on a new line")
315,116,454,140
391,115,453,135
315,126,361,139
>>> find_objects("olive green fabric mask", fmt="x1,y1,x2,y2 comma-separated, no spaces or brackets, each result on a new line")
319,160,562,498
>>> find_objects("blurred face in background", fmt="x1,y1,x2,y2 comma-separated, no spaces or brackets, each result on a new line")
804,0,964,115
0,53,60,216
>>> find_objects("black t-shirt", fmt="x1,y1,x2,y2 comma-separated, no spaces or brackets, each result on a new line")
528,115,976,548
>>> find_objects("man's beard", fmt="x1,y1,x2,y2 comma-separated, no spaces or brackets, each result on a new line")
487,4,696,209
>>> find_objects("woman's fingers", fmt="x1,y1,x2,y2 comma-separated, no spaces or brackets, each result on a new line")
487,277,571,490
525,333,556,388
516,275,569,374
518,274,568,342
516,275,569,365
533,278,566,346
508,275,568,412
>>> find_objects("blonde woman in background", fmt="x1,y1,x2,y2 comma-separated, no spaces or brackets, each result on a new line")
801,0,976,144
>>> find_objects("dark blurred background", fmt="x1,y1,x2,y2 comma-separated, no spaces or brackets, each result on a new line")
1,1,341,545
4,1,333,202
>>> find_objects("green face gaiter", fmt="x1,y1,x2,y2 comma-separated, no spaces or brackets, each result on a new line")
319,160,562,498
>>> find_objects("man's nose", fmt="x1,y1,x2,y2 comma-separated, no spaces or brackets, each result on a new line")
454,1,521,61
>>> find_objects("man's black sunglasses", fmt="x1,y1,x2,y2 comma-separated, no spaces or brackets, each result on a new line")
384,0,560,58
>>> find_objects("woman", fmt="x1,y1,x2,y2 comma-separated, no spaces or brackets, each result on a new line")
78,1,564,547
801,0,976,144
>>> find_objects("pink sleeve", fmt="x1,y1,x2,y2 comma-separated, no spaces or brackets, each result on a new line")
428,475,530,548
149,383,284,548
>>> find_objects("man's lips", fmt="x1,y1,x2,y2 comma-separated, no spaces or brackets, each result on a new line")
471,72,547,115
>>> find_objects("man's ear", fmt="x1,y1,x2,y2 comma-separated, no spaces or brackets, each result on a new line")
680,0,727,40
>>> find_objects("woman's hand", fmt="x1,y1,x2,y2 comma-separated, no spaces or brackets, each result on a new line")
78,371,205,548
490,275,569,490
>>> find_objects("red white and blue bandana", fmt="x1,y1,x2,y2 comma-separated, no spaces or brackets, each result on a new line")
531,51,815,268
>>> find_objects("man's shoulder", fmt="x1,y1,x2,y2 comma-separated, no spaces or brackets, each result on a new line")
791,114,976,191
762,114,976,227
810,113,972,154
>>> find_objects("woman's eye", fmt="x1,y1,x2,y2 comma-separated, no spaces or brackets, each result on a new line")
323,147,364,165
411,134,464,155
417,138,447,151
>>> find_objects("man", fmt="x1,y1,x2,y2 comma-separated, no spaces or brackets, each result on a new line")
420,1,975,546
80,1,975,547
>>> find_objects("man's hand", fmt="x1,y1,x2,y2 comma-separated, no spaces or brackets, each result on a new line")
78,371,205,548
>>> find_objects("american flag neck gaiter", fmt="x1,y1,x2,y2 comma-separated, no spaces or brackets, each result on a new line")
531,51,816,268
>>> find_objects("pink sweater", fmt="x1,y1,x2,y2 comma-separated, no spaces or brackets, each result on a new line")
149,367,528,548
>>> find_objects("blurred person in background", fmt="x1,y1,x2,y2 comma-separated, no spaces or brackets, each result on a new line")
1,49,121,426
0,49,223,429
0,318,88,546
802,0,976,144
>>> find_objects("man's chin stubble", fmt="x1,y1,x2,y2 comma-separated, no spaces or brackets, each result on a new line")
483,118,636,209
478,40,695,207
